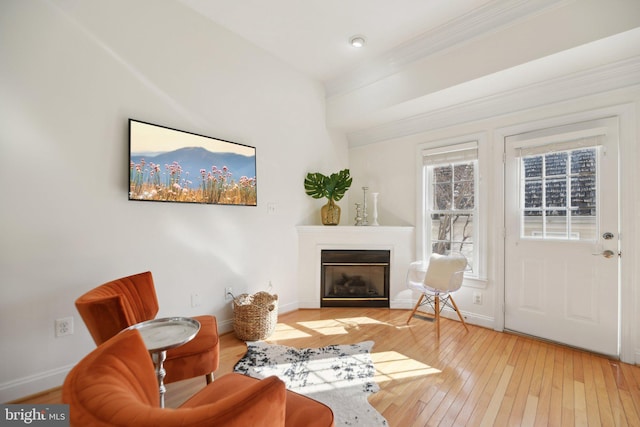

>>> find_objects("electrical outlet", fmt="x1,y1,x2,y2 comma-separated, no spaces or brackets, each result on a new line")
225,287,233,301
55,317,74,337
191,293,201,307
473,292,482,305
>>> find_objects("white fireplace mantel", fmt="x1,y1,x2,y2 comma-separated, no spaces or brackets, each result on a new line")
297,226,415,309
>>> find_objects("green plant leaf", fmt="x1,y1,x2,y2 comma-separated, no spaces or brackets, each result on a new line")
304,172,328,199
328,169,352,201
303,169,352,201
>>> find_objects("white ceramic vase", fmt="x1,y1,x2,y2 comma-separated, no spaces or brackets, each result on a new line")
371,192,379,226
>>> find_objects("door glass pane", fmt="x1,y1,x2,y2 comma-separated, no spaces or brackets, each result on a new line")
545,210,567,239
571,176,596,215
545,152,567,176
524,180,542,208
523,211,543,237
545,178,566,207
524,156,542,178
571,149,596,174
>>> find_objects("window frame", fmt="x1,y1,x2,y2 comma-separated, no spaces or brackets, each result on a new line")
427,160,478,266
417,134,487,285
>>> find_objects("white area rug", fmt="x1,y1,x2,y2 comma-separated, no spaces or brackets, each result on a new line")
233,340,388,426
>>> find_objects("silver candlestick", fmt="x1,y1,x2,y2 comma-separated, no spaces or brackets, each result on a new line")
354,203,363,226
362,187,369,226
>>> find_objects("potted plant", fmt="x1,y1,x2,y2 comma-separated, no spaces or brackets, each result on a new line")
304,169,352,225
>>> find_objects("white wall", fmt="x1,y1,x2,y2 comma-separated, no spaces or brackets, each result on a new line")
0,0,347,401
348,86,640,362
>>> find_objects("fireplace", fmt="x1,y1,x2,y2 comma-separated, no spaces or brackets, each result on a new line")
321,249,390,308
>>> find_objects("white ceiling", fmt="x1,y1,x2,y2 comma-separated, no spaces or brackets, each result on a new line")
176,0,640,144
177,0,496,82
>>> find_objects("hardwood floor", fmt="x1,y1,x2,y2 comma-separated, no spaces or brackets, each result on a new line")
16,308,640,426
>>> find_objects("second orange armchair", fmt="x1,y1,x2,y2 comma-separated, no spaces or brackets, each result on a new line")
75,271,219,384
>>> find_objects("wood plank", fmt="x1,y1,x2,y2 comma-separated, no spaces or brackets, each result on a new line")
532,343,555,427
562,347,576,426
592,351,617,426
508,338,540,425
574,380,588,426
581,352,603,426
548,346,564,426
479,365,514,426
522,395,539,427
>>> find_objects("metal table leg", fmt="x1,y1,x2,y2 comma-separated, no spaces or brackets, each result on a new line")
151,350,167,408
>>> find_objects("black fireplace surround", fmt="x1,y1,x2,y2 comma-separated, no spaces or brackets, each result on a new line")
320,249,390,308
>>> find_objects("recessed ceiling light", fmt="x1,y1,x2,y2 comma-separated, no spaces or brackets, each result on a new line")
349,35,366,48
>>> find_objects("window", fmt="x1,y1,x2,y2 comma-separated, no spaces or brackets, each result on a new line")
519,140,600,241
422,141,478,274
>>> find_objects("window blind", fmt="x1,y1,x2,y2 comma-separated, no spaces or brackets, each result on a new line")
422,141,478,166
518,135,604,157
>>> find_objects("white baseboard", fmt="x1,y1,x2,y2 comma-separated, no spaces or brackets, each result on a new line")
277,301,299,315
217,318,234,334
395,299,496,330
390,298,415,311
0,364,74,403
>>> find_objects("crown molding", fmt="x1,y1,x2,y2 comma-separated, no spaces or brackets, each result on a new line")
325,0,569,98
346,56,640,147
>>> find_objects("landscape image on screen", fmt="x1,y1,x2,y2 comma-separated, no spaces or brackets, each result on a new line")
129,119,257,206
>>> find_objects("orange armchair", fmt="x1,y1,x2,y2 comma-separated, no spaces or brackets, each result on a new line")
75,271,219,384
62,329,335,427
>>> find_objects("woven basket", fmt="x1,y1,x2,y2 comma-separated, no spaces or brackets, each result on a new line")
232,291,278,341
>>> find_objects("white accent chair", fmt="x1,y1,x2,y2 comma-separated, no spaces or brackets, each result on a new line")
406,253,469,338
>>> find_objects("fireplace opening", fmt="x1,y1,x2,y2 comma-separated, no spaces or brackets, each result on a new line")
321,249,390,308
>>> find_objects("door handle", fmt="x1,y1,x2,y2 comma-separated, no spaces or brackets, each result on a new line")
592,249,618,258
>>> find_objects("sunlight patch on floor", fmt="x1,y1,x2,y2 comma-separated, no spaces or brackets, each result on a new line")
268,323,312,340
336,317,389,325
372,351,441,382
296,316,389,336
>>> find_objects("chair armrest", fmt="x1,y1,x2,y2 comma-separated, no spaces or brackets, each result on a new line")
178,374,286,427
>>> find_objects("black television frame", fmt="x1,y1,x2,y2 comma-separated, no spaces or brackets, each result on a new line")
128,119,257,206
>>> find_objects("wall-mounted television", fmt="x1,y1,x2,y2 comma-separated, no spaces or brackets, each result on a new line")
129,119,257,206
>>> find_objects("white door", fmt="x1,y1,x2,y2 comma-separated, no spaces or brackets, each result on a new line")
504,117,620,357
